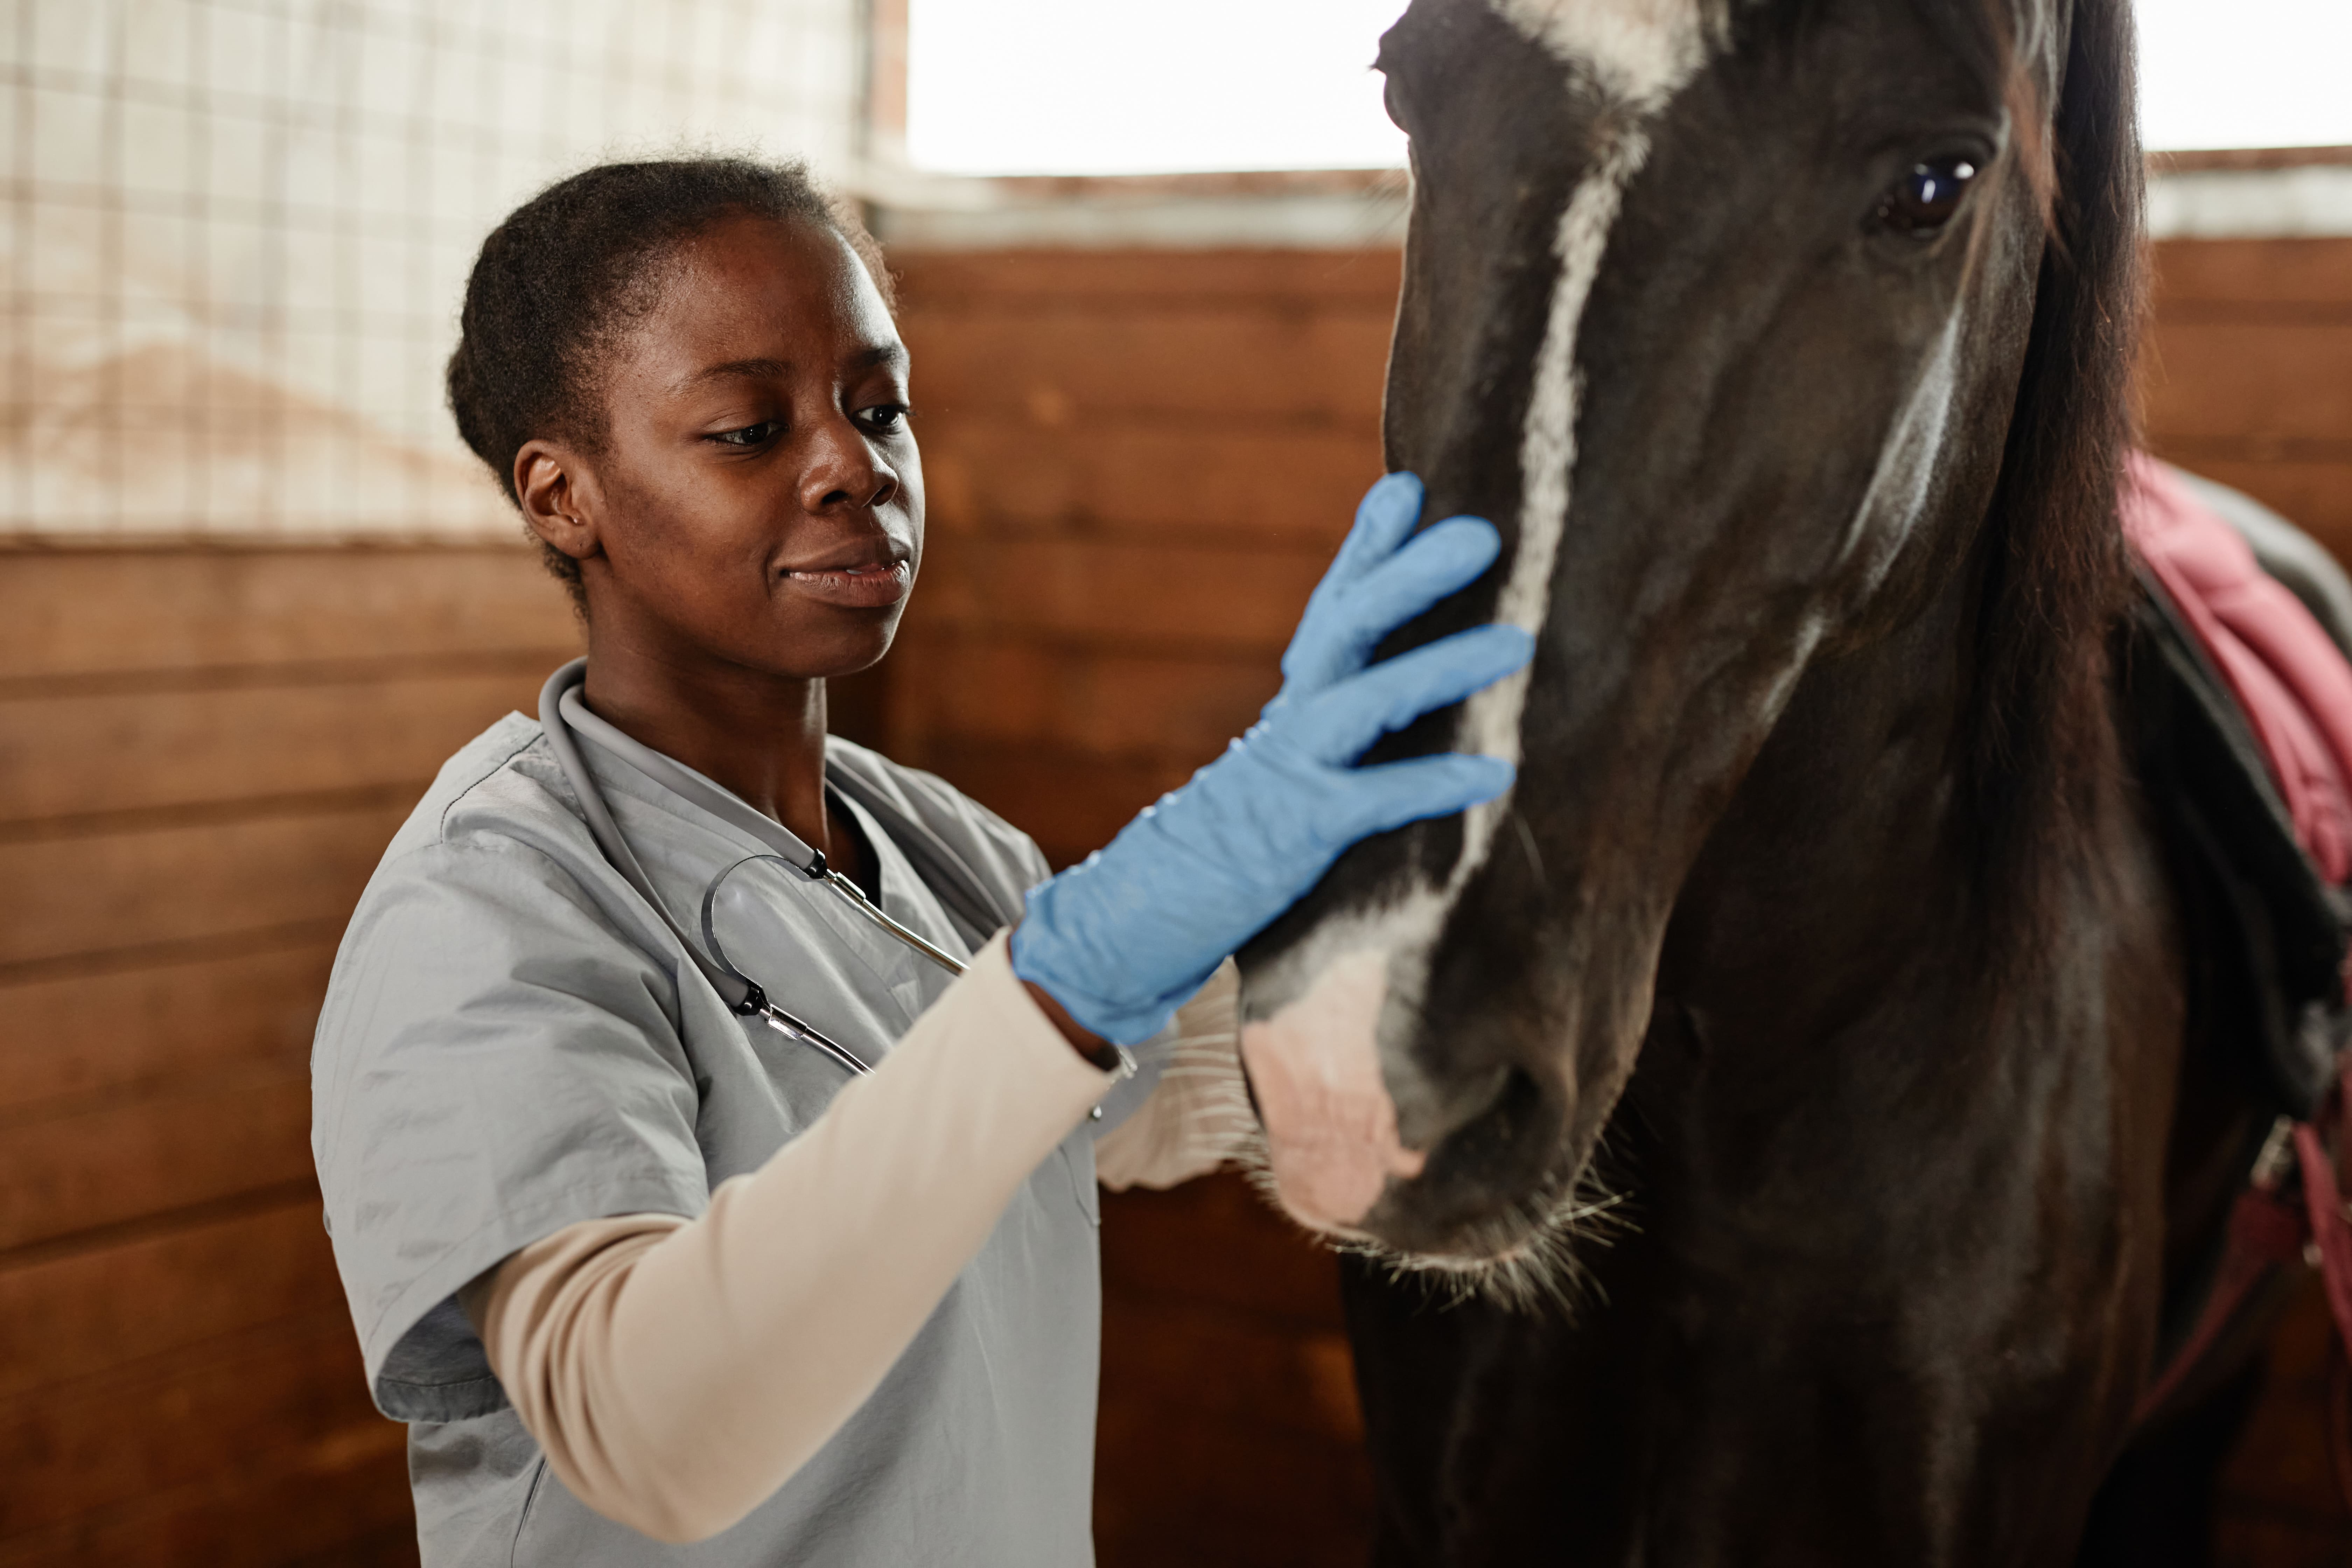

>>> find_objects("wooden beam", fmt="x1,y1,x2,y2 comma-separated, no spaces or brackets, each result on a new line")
0,1063,315,1253
918,418,1379,546
0,941,335,1115
0,798,412,975
0,668,547,826
0,548,575,686
0,1194,342,1401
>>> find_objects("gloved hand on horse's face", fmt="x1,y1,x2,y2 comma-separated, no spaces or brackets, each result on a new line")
1013,471,1531,1046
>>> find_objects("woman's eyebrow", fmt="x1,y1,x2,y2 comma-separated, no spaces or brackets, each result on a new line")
674,357,791,392
672,343,906,394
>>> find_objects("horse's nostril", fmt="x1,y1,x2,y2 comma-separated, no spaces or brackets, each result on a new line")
1435,1062,1550,1174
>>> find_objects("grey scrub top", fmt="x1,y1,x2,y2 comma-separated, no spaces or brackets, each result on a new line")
312,705,1142,1567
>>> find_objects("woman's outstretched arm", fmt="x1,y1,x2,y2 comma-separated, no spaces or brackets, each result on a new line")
463,932,1112,1544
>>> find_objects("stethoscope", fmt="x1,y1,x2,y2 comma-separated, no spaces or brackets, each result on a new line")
539,660,966,1078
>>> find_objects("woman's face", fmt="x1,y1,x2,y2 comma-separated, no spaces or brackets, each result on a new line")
527,213,922,682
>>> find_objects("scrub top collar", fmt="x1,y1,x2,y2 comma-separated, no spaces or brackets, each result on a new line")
558,685,835,878
542,658,1016,954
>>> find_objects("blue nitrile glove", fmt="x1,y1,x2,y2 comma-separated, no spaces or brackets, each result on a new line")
1010,472,1533,1045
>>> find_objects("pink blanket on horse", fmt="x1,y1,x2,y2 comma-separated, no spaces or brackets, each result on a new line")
2122,454,2352,886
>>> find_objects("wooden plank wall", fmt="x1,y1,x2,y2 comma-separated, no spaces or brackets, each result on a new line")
0,549,580,1565
0,236,2342,1567
889,248,1403,869
2143,238,2352,558
889,247,1396,1566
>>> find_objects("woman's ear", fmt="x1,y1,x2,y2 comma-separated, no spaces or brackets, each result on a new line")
516,440,601,566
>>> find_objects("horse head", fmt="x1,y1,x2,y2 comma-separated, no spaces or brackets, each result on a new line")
1237,0,2141,1274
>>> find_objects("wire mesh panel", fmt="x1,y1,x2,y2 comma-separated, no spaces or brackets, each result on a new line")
0,0,858,541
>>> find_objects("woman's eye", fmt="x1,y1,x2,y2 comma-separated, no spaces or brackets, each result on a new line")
711,421,783,447
1874,155,1979,239
863,404,909,433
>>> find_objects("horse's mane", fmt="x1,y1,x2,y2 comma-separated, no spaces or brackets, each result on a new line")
1962,0,2144,945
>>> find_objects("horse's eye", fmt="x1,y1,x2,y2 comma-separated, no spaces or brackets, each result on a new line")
1874,156,1979,238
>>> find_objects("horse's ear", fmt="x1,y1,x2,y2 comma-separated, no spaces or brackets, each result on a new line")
1963,0,2146,924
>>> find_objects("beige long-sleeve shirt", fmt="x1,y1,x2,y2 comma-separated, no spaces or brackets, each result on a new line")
460,939,1251,1544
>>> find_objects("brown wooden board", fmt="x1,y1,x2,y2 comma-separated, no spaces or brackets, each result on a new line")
2151,238,2352,311
0,1194,342,1401
899,305,1392,430
0,1306,387,1535
0,798,412,973
890,635,1279,767
1094,1182,1372,1564
911,534,1326,654
0,1424,413,1568
894,246,1404,310
0,1060,314,1252
1101,1294,1362,1448
909,740,1194,869
0,940,335,1114
1092,1394,1374,1568
0,667,546,826
0,548,576,685
2142,237,2352,592
2140,321,2352,448
917,417,1378,545
1100,1176,1348,1331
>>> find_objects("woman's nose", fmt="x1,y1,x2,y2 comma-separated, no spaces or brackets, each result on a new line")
800,417,899,513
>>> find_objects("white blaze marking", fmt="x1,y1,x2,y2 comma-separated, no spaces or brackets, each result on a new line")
1444,0,1718,891
1241,2,1724,1217
1492,0,1716,108
1453,128,1651,884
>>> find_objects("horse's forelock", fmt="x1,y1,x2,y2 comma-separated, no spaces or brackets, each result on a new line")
1965,0,2143,957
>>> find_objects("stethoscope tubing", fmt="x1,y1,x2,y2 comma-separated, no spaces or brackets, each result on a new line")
539,662,959,1080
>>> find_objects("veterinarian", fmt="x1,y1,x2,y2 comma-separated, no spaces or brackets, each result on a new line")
310,157,1531,1566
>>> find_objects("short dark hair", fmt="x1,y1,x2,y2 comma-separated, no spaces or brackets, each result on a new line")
446,156,895,600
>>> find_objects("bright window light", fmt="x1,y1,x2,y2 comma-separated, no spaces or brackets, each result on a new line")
2137,0,2352,151
905,1,2352,177
905,0,1409,175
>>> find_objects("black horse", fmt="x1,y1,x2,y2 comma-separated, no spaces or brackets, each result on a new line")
1230,0,2319,1561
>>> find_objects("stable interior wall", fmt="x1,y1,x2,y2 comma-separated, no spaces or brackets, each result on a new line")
2144,239,2352,551
0,235,2345,1567
0,551,581,1563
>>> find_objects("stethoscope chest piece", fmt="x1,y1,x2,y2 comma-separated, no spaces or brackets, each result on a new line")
539,659,975,1083
702,852,968,1078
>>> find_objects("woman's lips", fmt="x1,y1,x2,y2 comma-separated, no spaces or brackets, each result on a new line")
781,559,911,608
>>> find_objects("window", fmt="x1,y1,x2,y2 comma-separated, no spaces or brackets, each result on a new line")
905,0,1408,176
900,0,2351,178
2138,0,2352,153
3,0,858,539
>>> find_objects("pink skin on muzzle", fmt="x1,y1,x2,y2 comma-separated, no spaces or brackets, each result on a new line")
1240,949,1426,1231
